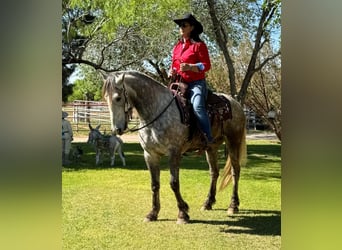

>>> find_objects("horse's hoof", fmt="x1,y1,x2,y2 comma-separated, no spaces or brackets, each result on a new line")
200,205,212,211
176,212,190,224
143,218,152,223
143,217,157,223
176,218,189,224
143,214,158,222
227,207,239,215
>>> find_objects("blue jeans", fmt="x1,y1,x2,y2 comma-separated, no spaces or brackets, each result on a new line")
188,79,213,142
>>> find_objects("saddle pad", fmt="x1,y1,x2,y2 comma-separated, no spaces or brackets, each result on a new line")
207,92,232,121
171,88,232,126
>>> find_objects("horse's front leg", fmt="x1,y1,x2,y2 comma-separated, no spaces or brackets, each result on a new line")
169,149,189,224
201,148,219,210
143,151,161,222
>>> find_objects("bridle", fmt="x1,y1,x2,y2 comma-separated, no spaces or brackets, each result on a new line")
113,75,176,134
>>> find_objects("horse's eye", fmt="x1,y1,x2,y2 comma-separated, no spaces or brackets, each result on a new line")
113,93,122,102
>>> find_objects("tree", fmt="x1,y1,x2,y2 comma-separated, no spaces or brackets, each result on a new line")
67,66,103,102
62,0,97,101
62,0,189,100
62,0,282,127
205,0,281,104
242,43,281,140
62,0,188,72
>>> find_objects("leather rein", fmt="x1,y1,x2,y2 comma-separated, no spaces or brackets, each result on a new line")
120,80,177,134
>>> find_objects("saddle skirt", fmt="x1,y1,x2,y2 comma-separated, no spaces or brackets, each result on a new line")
169,82,232,127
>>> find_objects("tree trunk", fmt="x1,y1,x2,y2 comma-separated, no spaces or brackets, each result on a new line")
207,0,237,97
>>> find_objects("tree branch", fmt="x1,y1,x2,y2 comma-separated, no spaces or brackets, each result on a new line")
207,0,237,96
254,51,281,72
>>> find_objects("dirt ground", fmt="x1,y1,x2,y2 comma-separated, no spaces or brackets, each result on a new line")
73,131,278,143
72,133,139,143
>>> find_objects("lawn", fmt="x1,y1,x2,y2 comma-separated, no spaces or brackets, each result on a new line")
63,139,281,249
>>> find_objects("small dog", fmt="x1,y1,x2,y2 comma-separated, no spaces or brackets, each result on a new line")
72,145,83,163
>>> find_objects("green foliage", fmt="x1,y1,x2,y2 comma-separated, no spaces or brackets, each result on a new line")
63,0,281,106
68,79,102,101
67,67,103,101
68,0,190,39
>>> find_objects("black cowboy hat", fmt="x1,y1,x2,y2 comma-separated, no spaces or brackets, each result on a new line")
173,13,203,35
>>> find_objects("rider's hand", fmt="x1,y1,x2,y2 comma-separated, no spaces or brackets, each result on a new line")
168,68,177,78
180,63,190,72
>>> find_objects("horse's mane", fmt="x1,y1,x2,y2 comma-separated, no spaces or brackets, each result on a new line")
126,70,167,89
101,73,115,100
102,70,167,100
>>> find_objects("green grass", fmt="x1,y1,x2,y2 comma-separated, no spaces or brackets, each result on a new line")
63,140,281,249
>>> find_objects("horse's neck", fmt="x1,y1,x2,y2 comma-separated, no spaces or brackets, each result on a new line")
125,75,171,121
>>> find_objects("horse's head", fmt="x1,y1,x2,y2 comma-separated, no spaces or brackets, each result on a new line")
103,72,131,135
87,123,102,144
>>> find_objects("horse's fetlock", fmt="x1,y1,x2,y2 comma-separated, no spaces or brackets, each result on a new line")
151,184,160,192
170,181,179,192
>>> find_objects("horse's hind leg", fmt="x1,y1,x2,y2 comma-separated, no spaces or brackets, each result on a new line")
228,157,240,215
143,151,161,222
226,142,241,215
201,148,219,210
169,149,189,224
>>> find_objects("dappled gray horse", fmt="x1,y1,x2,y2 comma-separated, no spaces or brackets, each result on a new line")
87,124,126,167
102,70,246,224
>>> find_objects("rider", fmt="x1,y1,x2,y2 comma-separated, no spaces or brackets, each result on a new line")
62,111,73,165
169,13,214,144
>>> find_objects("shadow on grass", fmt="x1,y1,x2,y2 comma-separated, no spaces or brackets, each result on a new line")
64,142,281,178
191,209,281,236
64,142,213,171
243,143,281,180
63,142,146,171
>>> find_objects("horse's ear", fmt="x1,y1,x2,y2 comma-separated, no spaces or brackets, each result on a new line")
98,70,108,81
117,72,125,85
96,124,101,130
88,123,93,130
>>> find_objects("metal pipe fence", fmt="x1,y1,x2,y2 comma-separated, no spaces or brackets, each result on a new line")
62,100,268,134
62,100,139,134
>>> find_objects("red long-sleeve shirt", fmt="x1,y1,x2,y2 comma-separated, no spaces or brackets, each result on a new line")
171,39,211,83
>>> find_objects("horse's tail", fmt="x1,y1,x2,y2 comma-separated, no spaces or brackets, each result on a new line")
219,128,247,191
